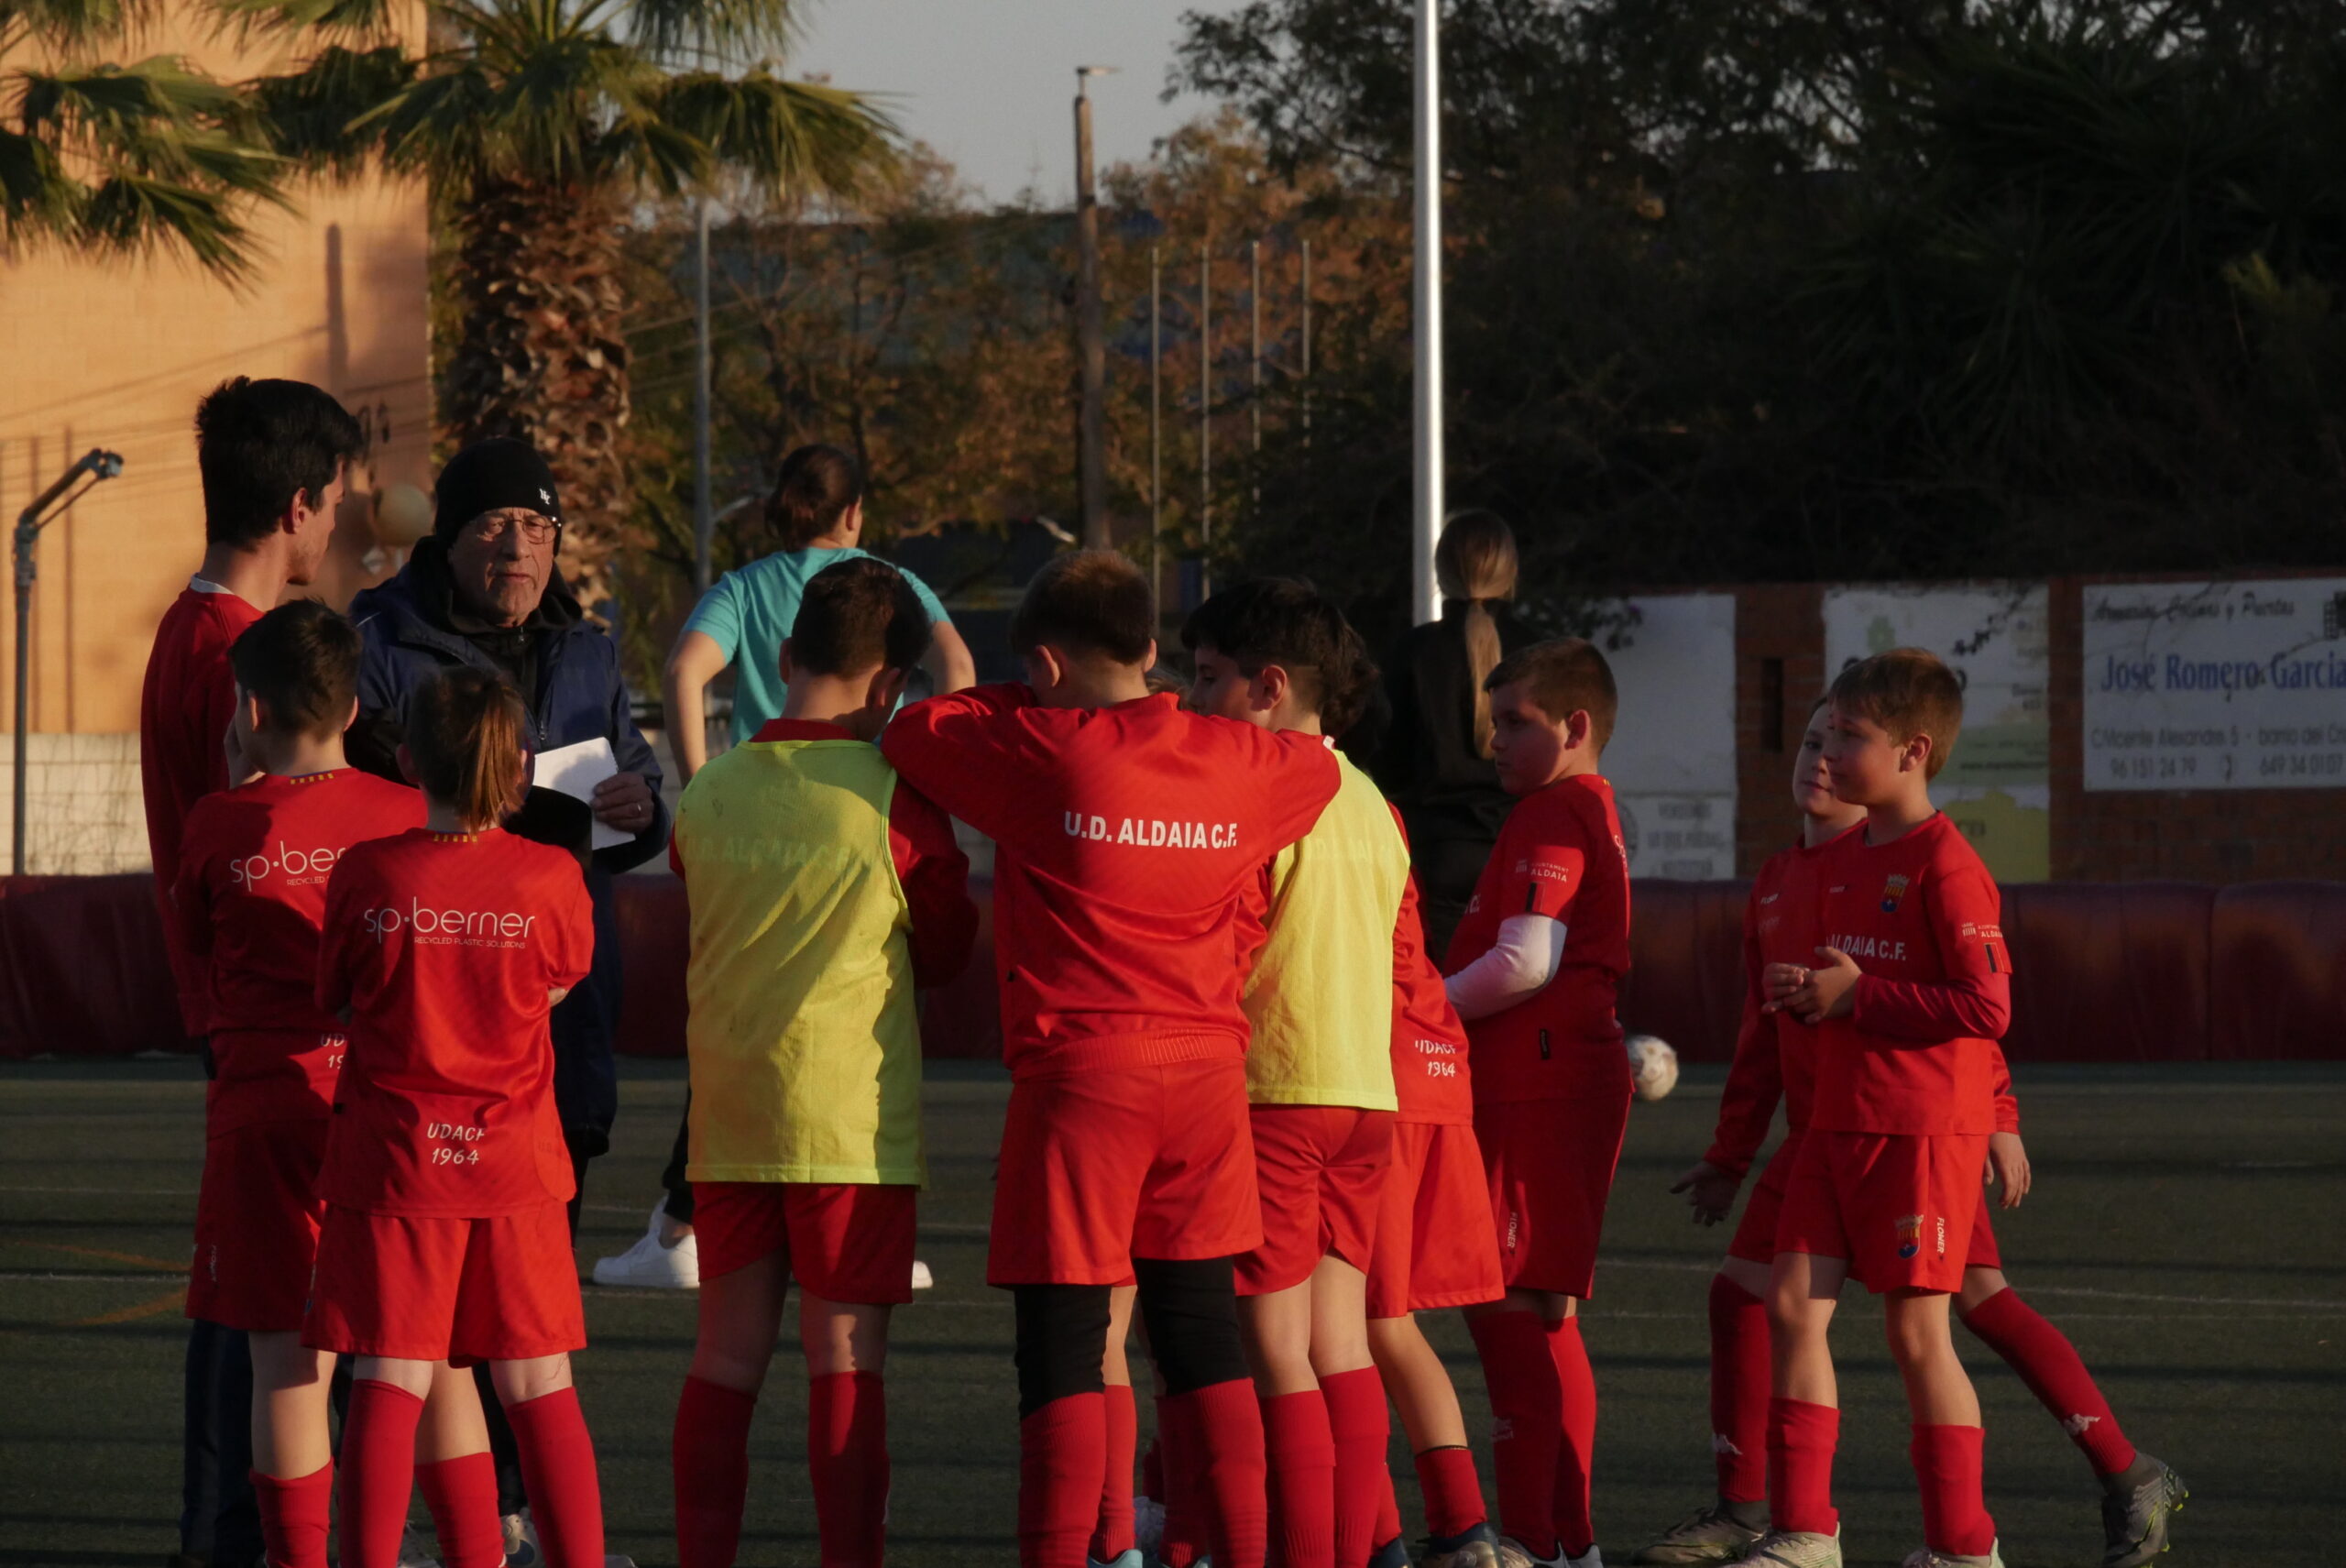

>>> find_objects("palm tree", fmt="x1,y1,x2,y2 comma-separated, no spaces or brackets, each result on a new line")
249,0,899,598
2,0,287,278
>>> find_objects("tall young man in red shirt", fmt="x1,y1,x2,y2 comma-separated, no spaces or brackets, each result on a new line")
141,376,362,1568
1754,650,2008,1568
880,551,1341,1568
171,603,437,1568
1183,580,1404,1568
667,560,976,1568
1443,639,1632,1568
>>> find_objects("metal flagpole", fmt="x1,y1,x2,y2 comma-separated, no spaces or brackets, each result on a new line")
1411,0,1443,625
1300,238,1313,448
693,199,714,595
1150,246,1163,602
1250,238,1262,510
1199,250,1211,598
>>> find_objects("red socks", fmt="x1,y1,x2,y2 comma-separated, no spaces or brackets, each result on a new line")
1320,1368,1390,1568
1708,1276,1770,1505
1174,1377,1269,1568
1375,1464,1404,1552
1962,1287,2137,1476
505,1387,606,1567
1546,1318,1598,1556
674,1376,757,1568
1468,1310,1562,1558
417,1453,505,1568
340,1379,424,1568
1414,1445,1488,1540
810,1371,890,1567
1767,1398,1839,1536
250,1462,332,1568
1911,1425,1996,1557
1020,1393,1108,1568
1092,1383,1137,1563
1261,1389,1336,1568
1156,1394,1208,1568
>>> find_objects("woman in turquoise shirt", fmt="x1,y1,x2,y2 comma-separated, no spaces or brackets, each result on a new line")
662,444,976,784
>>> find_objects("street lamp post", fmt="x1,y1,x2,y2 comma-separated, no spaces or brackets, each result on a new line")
1411,0,1443,626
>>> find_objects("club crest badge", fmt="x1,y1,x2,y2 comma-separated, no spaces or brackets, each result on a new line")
1880,873,1910,914
1895,1213,1923,1259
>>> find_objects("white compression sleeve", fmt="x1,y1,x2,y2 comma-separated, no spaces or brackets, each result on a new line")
1443,913,1567,1020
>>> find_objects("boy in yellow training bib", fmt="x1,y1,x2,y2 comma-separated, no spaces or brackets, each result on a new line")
667,557,977,1568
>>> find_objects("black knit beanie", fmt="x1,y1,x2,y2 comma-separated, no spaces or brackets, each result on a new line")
433,438,563,543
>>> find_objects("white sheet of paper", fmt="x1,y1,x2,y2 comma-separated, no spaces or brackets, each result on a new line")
532,737,632,850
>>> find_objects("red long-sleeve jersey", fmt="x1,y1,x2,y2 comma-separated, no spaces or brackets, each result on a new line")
1390,855,1474,1125
1443,772,1633,1105
879,684,1340,1078
140,583,265,1032
1808,812,2013,1136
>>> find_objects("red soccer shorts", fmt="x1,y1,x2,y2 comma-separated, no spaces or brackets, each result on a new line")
1474,1090,1630,1299
304,1201,585,1364
694,1181,917,1304
186,1117,329,1332
1727,1130,1805,1266
1365,1120,1505,1318
1235,1105,1396,1297
988,1057,1261,1286
1776,1129,1988,1295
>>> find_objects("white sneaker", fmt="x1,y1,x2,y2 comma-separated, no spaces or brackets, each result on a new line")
912,1257,935,1290
1737,1530,1843,1568
1132,1494,1166,1557
1497,1541,1565,1568
399,1522,443,1568
499,1507,638,1567
591,1202,699,1288
1897,1544,2001,1568
1090,1552,1145,1568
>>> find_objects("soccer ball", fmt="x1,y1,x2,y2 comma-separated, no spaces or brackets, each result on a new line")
1627,1034,1679,1102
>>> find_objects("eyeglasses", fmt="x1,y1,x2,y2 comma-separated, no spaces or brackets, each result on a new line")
469,510,560,544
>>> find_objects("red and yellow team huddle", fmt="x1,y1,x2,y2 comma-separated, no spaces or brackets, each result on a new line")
148,542,2182,1568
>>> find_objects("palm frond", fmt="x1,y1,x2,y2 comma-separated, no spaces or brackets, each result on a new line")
621,0,798,70
0,124,82,236
248,43,411,173
80,170,262,279
655,70,897,200
209,0,401,46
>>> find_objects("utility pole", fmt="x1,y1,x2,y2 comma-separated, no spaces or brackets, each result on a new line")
1150,246,1162,602
1199,249,1211,598
1074,66,1116,550
1411,0,1444,625
13,448,120,875
1249,239,1262,510
693,199,714,594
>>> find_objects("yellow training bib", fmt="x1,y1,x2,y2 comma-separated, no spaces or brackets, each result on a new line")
674,737,924,1184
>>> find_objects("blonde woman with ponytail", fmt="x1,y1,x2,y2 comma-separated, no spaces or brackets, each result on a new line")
1368,511,1534,956
307,667,613,1568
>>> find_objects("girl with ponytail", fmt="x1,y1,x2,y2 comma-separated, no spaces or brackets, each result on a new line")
1369,511,1535,956
306,666,609,1568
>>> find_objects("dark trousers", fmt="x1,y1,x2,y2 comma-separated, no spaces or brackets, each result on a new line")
180,1319,261,1566
661,1090,694,1224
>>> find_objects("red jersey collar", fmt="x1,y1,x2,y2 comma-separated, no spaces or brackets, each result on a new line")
752,718,856,743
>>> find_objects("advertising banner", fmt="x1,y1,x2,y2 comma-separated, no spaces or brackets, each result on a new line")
1601,594,1738,880
2082,578,2346,791
1822,584,2051,882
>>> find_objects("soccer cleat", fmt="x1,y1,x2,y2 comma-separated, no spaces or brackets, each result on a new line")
590,1203,699,1288
1089,1552,1145,1568
502,1510,541,1568
1895,1544,2001,1568
913,1257,935,1289
1416,1519,1504,1567
1496,1540,1566,1568
1132,1493,1166,1558
2100,1455,2187,1568
1564,1549,1604,1568
1730,1530,1842,1568
400,1522,444,1568
1367,1535,1409,1568
1636,1503,1767,1564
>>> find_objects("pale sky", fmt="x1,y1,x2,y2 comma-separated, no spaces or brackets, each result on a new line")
790,0,1241,205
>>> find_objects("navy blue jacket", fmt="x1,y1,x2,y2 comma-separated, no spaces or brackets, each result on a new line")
346,545,667,1151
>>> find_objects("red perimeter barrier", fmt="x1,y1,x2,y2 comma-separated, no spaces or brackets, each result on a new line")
4,872,2340,1063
